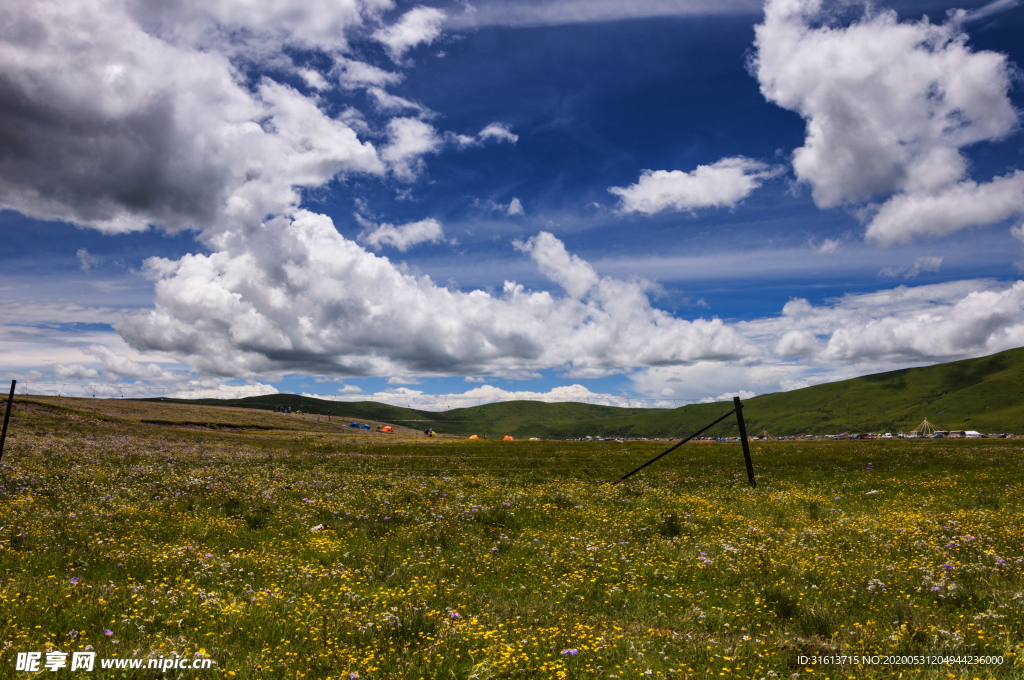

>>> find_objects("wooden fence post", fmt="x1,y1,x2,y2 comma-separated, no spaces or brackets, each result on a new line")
733,396,756,488
0,380,16,464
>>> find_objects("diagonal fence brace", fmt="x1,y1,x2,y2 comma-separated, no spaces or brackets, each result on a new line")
613,395,756,487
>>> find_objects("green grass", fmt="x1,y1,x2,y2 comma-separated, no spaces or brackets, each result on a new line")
147,346,1024,438
0,400,1022,678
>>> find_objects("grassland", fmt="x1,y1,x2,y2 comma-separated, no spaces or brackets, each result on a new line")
157,346,1024,438
1,396,1022,679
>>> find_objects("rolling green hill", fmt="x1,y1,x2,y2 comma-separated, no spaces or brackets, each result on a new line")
149,346,1024,437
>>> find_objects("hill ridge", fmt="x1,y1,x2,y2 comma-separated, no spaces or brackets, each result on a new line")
149,346,1024,436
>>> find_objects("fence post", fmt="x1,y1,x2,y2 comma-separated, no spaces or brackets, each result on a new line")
733,396,756,488
0,380,16,464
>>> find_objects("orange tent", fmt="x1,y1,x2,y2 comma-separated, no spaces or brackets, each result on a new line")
502,435,514,441
382,426,393,433
468,434,479,440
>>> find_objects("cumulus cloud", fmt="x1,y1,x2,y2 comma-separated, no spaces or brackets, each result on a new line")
506,197,524,216
865,172,1024,246
774,330,819,357
632,278,1024,401
336,60,404,89
117,216,756,378
52,364,101,380
752,0,1022,244
381,117,444,180
81,344,175,380
513,231,599,299
609,157,780,214
0,0,393,235
358,217,446,251
373,6,446,63
168,381,279,400
745,279,1024,365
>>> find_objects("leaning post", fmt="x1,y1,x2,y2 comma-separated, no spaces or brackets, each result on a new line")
733,396,756,488
0,380,16,464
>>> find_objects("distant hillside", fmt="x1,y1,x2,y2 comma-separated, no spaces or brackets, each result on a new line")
151,346,1024,436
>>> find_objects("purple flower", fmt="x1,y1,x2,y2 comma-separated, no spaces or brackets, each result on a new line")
996,559,1006,565
104,629,113,637
560,648,579,657
491,547,498,553
449,611,460,620
932,586,941,591
503,502,511,507
942,563,954,570
350,673,360,679
69,577,80,585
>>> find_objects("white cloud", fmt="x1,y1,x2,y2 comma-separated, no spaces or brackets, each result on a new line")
865,172,1024,246
752,0,1022,244
817,239,839,255
168,381,279,400
609,157,779,214
336,60,404,89
1013,223,1024,245
448,123,519,149
297,69,330,91
126,0,390,56
117,216,756,379
339,384,363,394
700,389,755,404
477,122,519,145
633,278,1024,401
0,0,387,235
358,217,446,251
381,117,444,180
373,6,447,63
77,248,99,273
745,279,1024,365
506,197,524,216
774,330,819,357
513,231,599,299
53,364,101,380
84,344,175,380
367,87,434,116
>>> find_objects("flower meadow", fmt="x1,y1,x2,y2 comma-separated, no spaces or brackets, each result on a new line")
1,399,1023,678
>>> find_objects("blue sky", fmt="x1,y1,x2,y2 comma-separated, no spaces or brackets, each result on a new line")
2,0,1024,409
